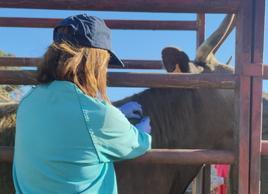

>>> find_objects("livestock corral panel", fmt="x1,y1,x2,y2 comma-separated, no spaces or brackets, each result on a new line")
0,0,266,194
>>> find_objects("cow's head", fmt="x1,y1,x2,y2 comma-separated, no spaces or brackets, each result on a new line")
162,14,236,74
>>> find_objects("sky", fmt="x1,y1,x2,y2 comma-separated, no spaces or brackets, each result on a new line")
0,4,267,102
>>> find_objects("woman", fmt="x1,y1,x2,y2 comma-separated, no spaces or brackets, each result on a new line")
12,14,151,194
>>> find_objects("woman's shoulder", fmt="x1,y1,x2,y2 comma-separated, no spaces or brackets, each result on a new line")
19,80,80,105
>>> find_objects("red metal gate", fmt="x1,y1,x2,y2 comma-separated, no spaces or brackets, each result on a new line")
0,1,267,194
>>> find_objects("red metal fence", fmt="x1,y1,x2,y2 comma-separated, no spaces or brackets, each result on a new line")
0,0,267,194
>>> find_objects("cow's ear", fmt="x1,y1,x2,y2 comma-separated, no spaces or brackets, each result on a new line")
161,47,190,73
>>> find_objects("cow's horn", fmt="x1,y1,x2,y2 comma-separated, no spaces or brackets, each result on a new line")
195,14,236,64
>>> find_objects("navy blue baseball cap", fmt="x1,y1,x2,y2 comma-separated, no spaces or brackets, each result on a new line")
53,14,124,67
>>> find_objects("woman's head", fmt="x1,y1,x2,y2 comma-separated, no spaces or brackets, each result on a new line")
37,14,124,102
37,42,110,101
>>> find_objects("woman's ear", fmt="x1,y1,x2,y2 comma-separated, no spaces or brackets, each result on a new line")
161,47,190,73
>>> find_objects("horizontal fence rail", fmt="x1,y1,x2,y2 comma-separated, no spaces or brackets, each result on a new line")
0,0,240,13
108,72,236,88
0,70,237,89
129,149,235,164
2,57,266,75
0,57,163,69
2,58,267,74
1,143,267,164
261,140,268,156
0,17,198,30
0,146,235,164
263,65,268,79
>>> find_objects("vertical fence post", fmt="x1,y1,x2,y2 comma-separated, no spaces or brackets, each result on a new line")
233,76,251,194
196,13,205,48
202,165,211,194
233,1,253,194
250,77,263,194
249,0,265,193
196,13,208,194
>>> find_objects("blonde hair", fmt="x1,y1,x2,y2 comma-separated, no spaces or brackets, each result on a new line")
37,42,110,102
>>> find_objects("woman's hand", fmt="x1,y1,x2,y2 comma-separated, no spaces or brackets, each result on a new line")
119,101,143,119
135,117,151,134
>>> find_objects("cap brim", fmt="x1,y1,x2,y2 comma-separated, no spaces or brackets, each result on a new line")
109,51,125,68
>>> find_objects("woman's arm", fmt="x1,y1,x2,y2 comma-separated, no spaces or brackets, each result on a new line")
93,104,151,162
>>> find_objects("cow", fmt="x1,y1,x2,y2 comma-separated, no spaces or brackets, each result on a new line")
0,14,267,194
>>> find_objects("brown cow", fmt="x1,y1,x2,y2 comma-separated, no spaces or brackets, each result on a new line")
1,14,267,194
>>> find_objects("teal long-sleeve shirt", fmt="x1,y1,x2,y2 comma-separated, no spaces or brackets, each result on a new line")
13,80,151,194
